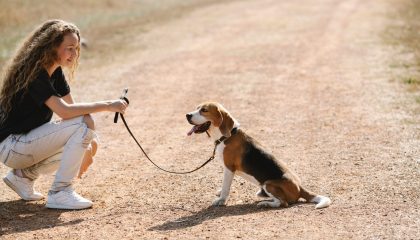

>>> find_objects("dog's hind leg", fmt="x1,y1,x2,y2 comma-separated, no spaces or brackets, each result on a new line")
257,183,284,208
257,179,300,208
256,188,269,198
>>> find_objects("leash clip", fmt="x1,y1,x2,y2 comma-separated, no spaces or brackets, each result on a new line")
114,88,128,123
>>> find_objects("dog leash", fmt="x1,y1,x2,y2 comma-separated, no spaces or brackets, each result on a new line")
114,88,222,174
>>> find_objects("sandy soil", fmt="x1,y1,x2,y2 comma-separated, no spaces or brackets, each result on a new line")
0,0,419,239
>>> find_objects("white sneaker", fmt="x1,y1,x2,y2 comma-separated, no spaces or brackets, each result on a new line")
46,189,93,210
3,171,44,201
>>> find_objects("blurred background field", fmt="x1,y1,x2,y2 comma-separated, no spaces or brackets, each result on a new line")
0,0,231,67
1,0,418,98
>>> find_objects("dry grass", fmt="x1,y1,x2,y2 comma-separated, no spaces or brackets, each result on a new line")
385,0,420,93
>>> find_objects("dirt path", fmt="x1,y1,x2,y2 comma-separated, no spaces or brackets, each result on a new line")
1,0,418,239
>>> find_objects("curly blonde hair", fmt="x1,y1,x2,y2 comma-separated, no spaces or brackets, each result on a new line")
0,19,81,122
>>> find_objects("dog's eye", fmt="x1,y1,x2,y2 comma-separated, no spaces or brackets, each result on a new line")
201,108,208,112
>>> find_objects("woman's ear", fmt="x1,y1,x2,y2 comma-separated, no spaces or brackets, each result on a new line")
219,110,234,137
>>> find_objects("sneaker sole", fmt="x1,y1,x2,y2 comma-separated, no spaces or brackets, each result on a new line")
45,202,93,210
3,177,43,201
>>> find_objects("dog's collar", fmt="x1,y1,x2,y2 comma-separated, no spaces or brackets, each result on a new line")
215,127,238,146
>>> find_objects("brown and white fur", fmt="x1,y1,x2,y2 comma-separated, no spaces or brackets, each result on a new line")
186,102,331,209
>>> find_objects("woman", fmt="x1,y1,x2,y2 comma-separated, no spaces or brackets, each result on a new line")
0,19,128,209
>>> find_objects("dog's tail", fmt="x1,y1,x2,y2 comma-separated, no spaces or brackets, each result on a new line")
299,187,331,209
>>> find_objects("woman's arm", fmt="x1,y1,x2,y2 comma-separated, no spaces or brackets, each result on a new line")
62,93,75,104
61,93,95,129
45,95,127,120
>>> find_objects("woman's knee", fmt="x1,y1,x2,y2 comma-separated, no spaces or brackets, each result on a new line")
83,114,95,130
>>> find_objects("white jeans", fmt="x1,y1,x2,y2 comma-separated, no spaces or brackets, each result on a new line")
0,116,95,191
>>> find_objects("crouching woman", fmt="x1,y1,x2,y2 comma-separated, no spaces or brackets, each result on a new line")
0,19,128,209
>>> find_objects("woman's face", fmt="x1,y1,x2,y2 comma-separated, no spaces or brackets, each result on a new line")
56,32,79,68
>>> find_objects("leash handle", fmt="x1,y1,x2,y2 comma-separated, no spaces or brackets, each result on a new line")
114,88,129,123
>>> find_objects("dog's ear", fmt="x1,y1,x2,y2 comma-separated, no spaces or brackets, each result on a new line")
213,108,223,128
219,109,234,137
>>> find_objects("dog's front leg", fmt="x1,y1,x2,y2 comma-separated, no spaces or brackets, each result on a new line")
212,167,234,206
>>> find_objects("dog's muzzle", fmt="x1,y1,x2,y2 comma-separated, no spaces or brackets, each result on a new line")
186,114,211,136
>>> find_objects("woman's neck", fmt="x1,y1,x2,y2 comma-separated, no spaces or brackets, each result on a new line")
46,64,60,77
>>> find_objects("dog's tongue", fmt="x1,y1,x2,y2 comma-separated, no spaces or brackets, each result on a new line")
187,125,199,136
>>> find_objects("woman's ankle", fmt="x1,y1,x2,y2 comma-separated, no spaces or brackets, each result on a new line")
13,169,32,179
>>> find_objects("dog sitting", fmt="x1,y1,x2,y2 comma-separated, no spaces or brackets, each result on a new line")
186,102,331,209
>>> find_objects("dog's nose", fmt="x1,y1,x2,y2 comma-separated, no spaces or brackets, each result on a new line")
186,113,192,121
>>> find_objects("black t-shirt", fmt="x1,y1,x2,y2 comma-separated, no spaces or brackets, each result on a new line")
0,67,70,142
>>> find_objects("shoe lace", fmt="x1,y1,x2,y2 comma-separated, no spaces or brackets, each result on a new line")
63,189,85,201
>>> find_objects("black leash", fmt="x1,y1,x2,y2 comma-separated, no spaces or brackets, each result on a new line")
114,88,221,174
119,113,218,174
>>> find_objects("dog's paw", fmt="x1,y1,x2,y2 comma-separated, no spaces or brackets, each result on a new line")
212,197,227,206
216,189,222,197
257,200,281,208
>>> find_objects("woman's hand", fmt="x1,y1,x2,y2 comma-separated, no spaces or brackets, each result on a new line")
108,99,129,114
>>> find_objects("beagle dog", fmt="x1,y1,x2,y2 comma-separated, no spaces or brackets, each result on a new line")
186,102,331,209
